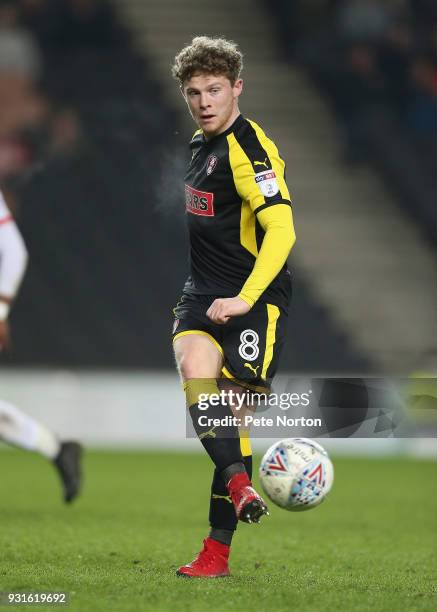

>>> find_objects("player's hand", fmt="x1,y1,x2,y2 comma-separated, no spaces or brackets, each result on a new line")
207,296,251,324
0,319,11,352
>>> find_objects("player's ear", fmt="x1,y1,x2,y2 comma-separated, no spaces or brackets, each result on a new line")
233,79,243,98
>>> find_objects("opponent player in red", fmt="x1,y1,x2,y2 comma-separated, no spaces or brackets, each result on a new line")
171,37,296,577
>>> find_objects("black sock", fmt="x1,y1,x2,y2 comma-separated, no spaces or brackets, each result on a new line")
209,528,233,547
209,454,253,537
221,461,246,484
186,379,243,471
243,455,253,481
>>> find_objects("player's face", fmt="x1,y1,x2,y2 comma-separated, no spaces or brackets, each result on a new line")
182,73,243,138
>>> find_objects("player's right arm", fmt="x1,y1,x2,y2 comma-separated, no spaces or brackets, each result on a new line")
0,191,28,351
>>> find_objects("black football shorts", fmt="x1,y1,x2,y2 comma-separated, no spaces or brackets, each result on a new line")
172,293,288,387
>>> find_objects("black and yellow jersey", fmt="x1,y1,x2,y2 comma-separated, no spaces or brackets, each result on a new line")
183,114,294,310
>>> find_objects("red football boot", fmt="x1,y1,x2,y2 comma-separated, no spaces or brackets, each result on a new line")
226,472,269,524
176,537,230,578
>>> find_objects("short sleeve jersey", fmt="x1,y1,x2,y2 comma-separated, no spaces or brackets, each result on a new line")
183,114,292,309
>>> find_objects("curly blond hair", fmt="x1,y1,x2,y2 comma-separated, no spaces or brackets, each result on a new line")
172,36,243,85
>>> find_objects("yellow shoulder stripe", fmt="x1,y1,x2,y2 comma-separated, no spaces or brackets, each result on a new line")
227,132,259,257
247,120,291,204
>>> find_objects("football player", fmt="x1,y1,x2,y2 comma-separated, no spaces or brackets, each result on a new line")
0,189,82,503
171,37,296,577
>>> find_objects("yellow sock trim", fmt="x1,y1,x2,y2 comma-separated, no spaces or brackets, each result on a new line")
239,434,252,457
183,378,220,408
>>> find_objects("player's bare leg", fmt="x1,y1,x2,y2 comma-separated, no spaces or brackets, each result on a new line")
174,334,223,380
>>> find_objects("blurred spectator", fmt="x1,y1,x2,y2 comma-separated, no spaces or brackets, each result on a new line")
0,0,48,182
336,0,393,43
334,43,390,161
379,19,415,111
406,56,437,135
342,44,389,110
50,107,82,156
409,0,437,27
22,0,131,107
48,0,127,52
405,55,437,173
19,0,62,55
0,0,41,78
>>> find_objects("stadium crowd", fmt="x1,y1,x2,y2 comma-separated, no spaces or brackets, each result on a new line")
0,0,181,367
0,0,381,372
0,0,109,209
272,0,437,245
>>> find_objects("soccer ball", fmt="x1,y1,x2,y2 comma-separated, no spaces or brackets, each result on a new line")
259,438,334,511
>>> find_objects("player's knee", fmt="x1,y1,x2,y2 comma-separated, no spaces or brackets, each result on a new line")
177,353,204,380
176,344,222,379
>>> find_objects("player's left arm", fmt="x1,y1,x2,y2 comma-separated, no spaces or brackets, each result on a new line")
207,205,295,323
207,128,295,324
238,203,295,308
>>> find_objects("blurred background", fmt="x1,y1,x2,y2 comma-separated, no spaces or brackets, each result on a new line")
0,0,436,452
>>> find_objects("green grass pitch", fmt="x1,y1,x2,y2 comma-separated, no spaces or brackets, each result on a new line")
1,450,436,611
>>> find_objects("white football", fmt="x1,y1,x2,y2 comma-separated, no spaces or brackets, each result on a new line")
259,438,334,511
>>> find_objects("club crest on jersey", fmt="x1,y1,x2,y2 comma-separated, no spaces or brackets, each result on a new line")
206,154,218,176
255,169,279,197
185,184,215,217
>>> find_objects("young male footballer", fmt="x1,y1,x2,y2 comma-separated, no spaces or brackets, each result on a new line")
0,189,82,503
171,37,296,577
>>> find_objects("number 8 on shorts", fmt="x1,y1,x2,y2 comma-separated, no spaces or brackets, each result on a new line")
238,329,260,361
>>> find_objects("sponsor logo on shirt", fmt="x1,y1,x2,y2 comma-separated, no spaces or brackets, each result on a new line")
255,169,280,197
254,157,269,169
206,154,218,176
185,185,215,216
